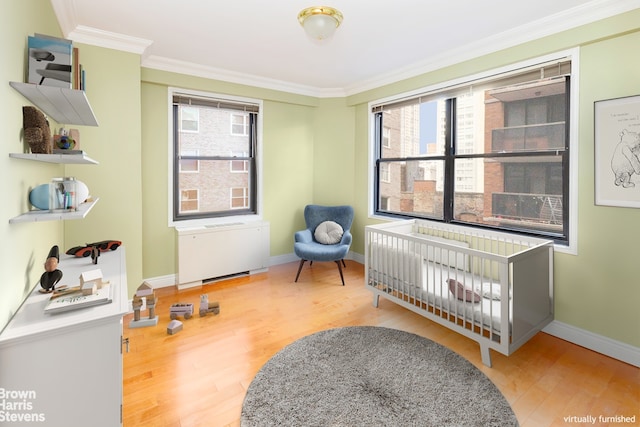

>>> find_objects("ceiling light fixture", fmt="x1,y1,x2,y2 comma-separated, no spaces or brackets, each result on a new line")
298,6,343,41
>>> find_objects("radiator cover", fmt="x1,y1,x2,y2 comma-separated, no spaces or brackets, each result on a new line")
176,221,269,289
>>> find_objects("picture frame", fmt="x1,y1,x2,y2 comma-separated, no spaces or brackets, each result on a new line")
594,94,640,208
27,34,73,88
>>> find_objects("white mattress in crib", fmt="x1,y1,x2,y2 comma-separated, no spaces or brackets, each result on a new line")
371,261,509,335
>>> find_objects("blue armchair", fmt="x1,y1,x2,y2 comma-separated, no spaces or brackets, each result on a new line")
294,205,354,285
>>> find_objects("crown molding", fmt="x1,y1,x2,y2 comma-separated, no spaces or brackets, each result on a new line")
67,25,153,55
142,55,346,98
50,0,153,54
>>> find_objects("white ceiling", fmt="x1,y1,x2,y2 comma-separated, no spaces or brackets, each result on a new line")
50,0,638,97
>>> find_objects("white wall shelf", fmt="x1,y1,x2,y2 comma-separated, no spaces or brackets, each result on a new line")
9,152,99,164
9,153,99,222
9,198,99,224
10,81,99,126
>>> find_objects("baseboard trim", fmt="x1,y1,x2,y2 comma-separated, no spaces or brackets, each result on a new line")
543,320,640,367
349,251,364,265
269,251,363,267
143,274,176,289
269,253,298,266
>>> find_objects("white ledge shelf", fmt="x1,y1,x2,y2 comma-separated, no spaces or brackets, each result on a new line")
9,152,98,165
10,82,98,126
9,198,99,224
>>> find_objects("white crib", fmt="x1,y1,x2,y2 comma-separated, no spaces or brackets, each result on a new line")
365,219,554,367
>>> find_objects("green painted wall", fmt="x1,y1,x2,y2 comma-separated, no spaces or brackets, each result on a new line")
261,100,316,256
1,0,65,330
140,82,174,279
2,2,638,351
64,44,143,299
312,98,356,206
554,30,640,345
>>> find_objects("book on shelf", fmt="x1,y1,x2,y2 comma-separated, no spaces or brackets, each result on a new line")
44,282,112,314
72,47,80,90
80,65,86,91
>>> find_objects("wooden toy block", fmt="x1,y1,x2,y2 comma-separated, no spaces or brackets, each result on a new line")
167,320,183,335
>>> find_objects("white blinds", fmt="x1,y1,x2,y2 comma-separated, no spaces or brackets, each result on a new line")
372,59,571,113
173,93,260,113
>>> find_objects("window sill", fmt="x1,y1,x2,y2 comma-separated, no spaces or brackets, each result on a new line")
170,214,263,229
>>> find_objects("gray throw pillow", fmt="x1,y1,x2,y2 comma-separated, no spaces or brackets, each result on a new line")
314,221,344,244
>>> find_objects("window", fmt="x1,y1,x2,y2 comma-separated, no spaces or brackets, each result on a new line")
180,107,199,132
230,187,249,209
180,189,199,212
170,89,262,224
371,52,576,246
380,163,390,183
230,151,249,173
179,149,199,173
382,127,391,148
231,113,249,135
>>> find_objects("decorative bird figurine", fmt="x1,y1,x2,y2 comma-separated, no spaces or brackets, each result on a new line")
39,245,63,293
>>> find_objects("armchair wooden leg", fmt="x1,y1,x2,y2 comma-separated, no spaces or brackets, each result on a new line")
294,259,307,282
335,260,345,286
341,259,346,268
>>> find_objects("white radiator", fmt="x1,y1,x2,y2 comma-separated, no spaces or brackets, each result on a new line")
176,221,269,289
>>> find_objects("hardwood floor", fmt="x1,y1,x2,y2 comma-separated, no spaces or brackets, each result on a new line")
123,261,639,427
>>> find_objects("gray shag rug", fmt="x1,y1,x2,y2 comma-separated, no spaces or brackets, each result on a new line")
241,326,518,427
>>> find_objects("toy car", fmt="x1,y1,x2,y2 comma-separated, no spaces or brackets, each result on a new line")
90,240,122,252
66,245,94,257
170,303,194,320
66,240,122,257
199,294,220,317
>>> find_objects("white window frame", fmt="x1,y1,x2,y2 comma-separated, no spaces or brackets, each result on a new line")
382,126,391,148
380,163,391,183
180,188,199,213
368,49,580,255
180,106,199,133
230,151,249,173
230,187,249,209
231,113,249,136
179,149,200,173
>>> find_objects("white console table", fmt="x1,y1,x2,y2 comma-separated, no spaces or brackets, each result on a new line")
0,248,128,426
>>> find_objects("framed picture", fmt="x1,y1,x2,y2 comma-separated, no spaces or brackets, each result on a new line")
27,34,72,88
594,94,640,208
